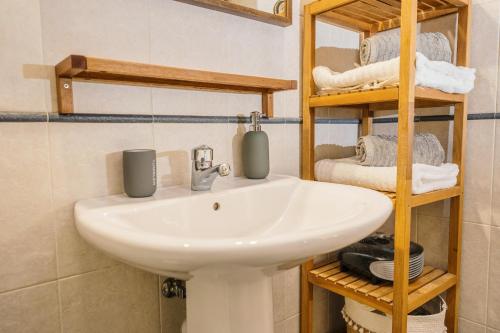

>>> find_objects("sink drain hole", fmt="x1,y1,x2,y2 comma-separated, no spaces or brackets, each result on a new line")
213,202,220,211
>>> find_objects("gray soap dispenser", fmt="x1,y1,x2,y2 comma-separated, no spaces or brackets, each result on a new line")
242,111,269,179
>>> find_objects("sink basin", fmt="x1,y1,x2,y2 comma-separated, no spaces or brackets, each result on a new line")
75,175,392,333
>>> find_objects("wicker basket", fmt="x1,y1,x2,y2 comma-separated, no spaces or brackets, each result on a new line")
342,296,447,333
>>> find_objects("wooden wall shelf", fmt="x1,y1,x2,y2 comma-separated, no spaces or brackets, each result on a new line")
54,55,297,116
176,0,292,27
175,0,292,27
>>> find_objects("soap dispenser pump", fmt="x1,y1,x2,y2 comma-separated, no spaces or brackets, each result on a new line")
242,111,270,179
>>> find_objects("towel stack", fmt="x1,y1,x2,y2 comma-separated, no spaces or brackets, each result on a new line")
312,30,476,94
315,133,459,194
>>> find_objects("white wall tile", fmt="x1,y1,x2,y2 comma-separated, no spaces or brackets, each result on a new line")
0,0,47,112
491,120,500,226
459,222,490,324
468,0,500,114
283,124,301,177
39,0,151,113
0,282,60,333
459,318,486,333
417,215,449,270
148,0,284,76
152,88,261,117
48,123,155,277
59,265,159,332
463,120,495,225
487,227,500,329
0,123,56,292
40,0,150,64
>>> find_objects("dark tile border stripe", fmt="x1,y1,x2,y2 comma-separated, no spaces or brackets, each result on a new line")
49,113,153,123
373,114,454,124
0,112,48,122
0,112,497,124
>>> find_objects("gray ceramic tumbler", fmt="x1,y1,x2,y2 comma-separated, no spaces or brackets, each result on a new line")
123,149,157,197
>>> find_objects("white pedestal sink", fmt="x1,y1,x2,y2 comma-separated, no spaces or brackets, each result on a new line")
75,175,392,333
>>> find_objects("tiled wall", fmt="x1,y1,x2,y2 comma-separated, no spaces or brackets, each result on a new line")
424,1,500,332
2,1,499,333
0,0,314,331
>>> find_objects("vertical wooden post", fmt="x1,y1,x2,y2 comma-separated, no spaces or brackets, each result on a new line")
56,77,74,114
262,92,274,118
301,5,315,333
301,259,314,333
301,5,316,180
361,107,373,136
392,0,417,331
360,31,373,137
446,4,470,333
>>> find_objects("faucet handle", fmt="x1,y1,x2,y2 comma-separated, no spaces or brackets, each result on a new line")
192,145,213,170
217,163,231,177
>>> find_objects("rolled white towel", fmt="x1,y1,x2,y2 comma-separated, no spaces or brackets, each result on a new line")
312,57,400,92
315,158,459,194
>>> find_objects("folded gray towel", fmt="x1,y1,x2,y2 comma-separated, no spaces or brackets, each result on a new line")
356,133,445,167
360,32,452,65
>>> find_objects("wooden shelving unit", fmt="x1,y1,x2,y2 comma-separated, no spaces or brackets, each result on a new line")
54,55,297,116
300,0,470,332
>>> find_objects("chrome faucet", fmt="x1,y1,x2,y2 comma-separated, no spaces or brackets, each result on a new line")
191,145,231,191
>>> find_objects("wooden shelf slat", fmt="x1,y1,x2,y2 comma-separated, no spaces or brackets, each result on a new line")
318,11,373,31
311,0,465,32
310,86,464,109
378,186,462,208
415,86,465,103
308,261,457,315
54,55,296,114
407,273,457,312
375,7,457,32
411,186,462,207
310,87,399,107
379,266,439,302
310,261,340,275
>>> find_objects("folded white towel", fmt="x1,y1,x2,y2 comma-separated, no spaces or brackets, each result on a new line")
315,158,459,194
415,53,476,94
313,52,475,94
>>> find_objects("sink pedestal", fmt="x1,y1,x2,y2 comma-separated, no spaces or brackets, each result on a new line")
186,267,274,333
